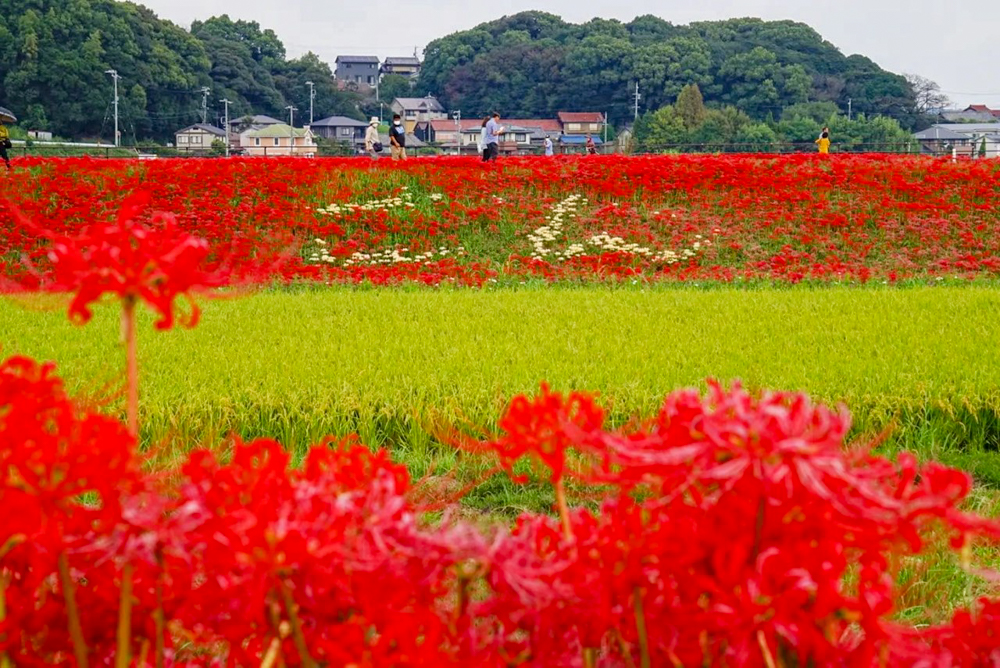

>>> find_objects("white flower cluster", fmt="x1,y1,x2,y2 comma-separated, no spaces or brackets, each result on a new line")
525,195,709,266
306,238,466,267
343,245,465,267
652,235,709,265
314,187,445,216
527,194,585,261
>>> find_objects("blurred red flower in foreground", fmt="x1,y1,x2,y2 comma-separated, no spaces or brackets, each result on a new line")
3,357,1000,666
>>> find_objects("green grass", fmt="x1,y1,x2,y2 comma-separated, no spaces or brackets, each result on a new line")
3,284,1000,495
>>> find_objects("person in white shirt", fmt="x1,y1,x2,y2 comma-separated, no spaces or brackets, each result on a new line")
365,117,381,160
543,136,554,157
478,117,489,158
482,112,504,162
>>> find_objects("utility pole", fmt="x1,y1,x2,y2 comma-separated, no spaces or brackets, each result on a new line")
105,69,120,147
633,82,641,121
847,98,853,121
453,110,461,155
200,87,210,124
220,98,231,157
286,105,297,156
305,81,315,125
603,112,608,146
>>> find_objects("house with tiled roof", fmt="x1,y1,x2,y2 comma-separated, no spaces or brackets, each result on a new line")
557,112,606,135
241,124,317,157
335,55,380,87
381,57,422,79
391,96,447,133
174,123,226,153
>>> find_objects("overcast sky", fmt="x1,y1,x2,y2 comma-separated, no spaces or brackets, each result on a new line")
141,0,1000,108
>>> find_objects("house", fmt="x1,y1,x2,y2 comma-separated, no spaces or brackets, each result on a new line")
174,123,227,153
559,134,605,153
376,132,427,155
241,124,317,157
428,119,485,147
921,123,1000,157
228,115,282,149
335,56,380,88
558,112,606,135
229,115,282,132
381,57,421,80
309,115,368,150
913,126,976,156
391,96,447,133
941,105,1000,123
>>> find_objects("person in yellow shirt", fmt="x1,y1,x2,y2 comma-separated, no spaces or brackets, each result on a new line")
815,128,831,154
0,120,11,169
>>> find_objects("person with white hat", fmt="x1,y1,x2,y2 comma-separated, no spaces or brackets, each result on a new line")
365,117,382,160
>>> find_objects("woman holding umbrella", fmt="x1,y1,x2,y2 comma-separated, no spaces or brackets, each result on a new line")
0,107,16,170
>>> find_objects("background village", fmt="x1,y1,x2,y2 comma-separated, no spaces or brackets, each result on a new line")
18,53,1000,158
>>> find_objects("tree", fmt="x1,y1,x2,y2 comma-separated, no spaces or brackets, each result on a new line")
634,104,687,150
378,74,412,103
675,83,707,130
735,122,777,151
904,73,949,114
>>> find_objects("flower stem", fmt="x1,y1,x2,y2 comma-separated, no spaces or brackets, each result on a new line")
633,586,650,668
122,297,139,438
555,478,573,541
278,580,316,668
115,563,133,668
58,552,89,668
757,630,777,668
1,572,10,668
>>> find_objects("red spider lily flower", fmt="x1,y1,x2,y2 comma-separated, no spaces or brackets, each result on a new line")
473,382,605,484
10,191,227,329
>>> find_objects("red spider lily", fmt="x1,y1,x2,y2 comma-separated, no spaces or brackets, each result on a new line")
1,155,998,287
3,354,1000,666
477,382,605,485
12,191,227,329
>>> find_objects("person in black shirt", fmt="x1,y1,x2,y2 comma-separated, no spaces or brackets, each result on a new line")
389,114,407,160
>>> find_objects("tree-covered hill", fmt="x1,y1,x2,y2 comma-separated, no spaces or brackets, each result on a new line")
0,0,361,140
417,12,921,128
0,4,928,141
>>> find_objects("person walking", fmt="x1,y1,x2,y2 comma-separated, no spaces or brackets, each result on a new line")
482,112,504,162
365,117,382,160
389,113,406,161
815,128,831,154
478,117,489,159
585,134,597,155
0,120,11,170
543,135,554,157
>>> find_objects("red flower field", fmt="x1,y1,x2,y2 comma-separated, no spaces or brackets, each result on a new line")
1,154,999,286
3,154,1000,666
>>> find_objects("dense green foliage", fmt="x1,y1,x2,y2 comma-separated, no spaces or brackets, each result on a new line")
418,12,923,128
0,3,929,141
0,2,362,140
3,286,1000,491
632,88,914,149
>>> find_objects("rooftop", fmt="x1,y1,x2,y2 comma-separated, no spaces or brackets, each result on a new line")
912,127,970,140
558,112,606,124
336,55,379,64
932,123,1000,133
559,135,604,144
310,115,368,127
383,57,421,66
393,96,445,112
245,124,313,138
230,115,282,127
177,123,226,137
